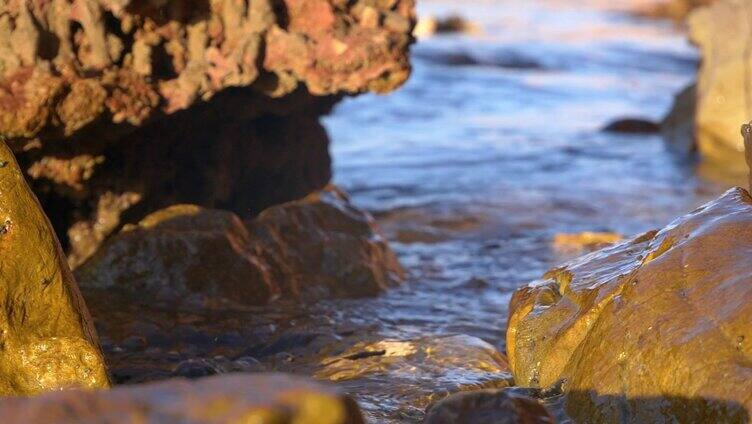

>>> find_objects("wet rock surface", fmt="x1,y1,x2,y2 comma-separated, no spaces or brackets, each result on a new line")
316,334,514,422
76,185,404,304
0,139,108,395
0,373,365,423
552,232,622,253
0,0,416,258
423,388,556,424
508,187,752,422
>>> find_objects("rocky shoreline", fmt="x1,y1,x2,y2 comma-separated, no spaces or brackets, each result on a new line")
2,0,752,423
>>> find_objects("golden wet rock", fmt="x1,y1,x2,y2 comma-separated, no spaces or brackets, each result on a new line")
76,186,404,304
0,372,365,423
316,335,513,421
552,232,622,252
508,187,752,422
0,138,108,395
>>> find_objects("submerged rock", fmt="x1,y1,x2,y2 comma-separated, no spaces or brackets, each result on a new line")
424,388,555,424
508,187,752,422
663,0,749,172
0,139,108,395
76,186,404,304
413,15,482,38
602,118,660,134
316,334,513,421
0,373,365,423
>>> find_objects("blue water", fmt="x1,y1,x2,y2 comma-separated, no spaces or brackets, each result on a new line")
316,1,729,420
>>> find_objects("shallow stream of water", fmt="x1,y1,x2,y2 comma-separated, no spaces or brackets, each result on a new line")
320,0,729,419
92,1,738,422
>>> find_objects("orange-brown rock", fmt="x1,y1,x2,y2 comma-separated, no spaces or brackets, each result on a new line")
637,0,716,20
0,0,414,133
0,138,108,395
552,232,622,253
507,187,752,422
0,0,416,260
0,372,365,423
423,388,556,424
316,334,513,421
76,186,405,304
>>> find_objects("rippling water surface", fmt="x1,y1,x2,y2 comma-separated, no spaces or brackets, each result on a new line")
319,0,729,420
94,2,737,422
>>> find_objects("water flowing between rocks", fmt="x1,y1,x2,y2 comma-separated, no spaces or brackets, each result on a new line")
82,1,736,422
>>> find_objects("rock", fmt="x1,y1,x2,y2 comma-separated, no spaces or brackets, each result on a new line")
663,0,750,173
0,139,108,395
744,122,752,190
0,373,365,423
413,15,481,38
0,0,416,259
661,82,697,156
316,334,513,421
602,118,660,134
637,0,717,21
424,388,555,424
552,232,622,253
76,186,405,304
507,187,752,422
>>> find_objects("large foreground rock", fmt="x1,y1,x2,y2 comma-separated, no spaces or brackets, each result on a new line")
0,139,108,394
507,187,752,422
76,186,405,304
663,0,750,173
0,0,415,261
0,373,364,423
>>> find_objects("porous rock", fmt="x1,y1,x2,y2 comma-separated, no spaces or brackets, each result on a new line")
0,0,416,260
508,187,752,422
0,138,108,395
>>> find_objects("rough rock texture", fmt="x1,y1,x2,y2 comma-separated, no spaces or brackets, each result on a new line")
507,187,752,422
316,334,513,421
0,0,414,132
76,185,405,304
0,0,415,261
662,0,751,173
0,372,365,423
423,388,556,424
0,139,108,395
